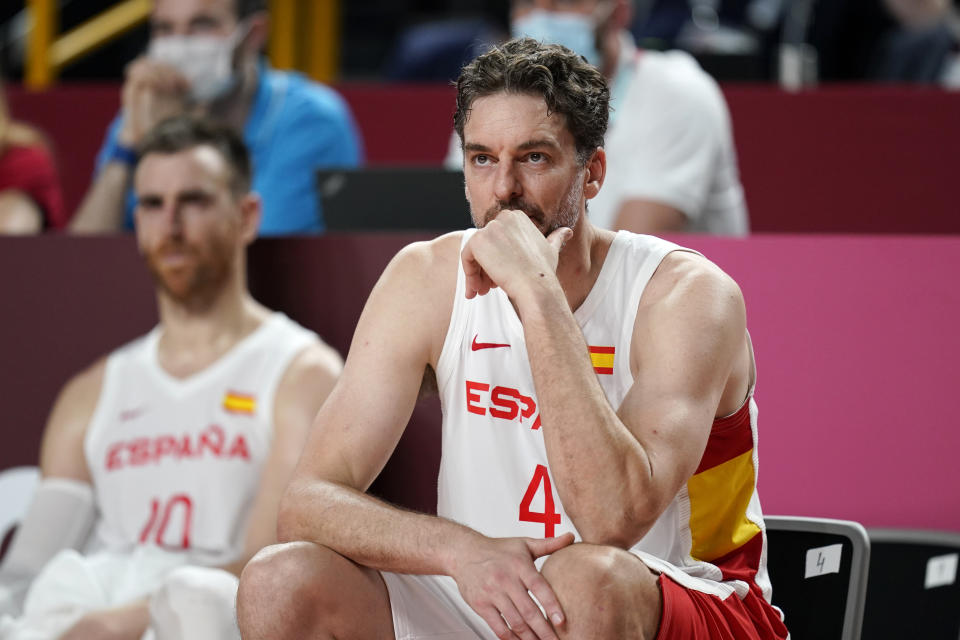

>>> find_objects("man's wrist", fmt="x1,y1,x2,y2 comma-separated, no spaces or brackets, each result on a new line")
514,276,566,322
106,142,138,168
443,525,484,577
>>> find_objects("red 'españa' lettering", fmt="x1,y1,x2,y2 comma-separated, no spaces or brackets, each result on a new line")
103,425,253,471
465,379,541,430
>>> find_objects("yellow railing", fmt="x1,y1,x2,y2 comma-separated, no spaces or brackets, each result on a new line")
26,0,152,89
25,0,339,90
269,0,339,83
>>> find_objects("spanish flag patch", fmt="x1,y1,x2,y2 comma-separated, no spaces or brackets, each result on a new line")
223,391,256,415
589,346,615,375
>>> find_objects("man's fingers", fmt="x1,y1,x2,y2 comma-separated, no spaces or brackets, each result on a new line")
497,597,543,640
526,532,575,558
462,243,498,298
524,571,566,630
507,585,559,640
478,603,520,640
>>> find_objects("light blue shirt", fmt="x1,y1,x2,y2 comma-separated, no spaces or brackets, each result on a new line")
96,62,364,234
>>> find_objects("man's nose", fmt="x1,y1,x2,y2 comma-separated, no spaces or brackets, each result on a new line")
493,161,522,204
158,201,185,234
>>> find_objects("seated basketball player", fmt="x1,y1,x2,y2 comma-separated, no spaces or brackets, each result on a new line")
0,116,341,640
236,39,789,640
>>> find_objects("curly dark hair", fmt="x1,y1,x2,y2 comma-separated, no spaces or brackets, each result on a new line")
453,37,610,166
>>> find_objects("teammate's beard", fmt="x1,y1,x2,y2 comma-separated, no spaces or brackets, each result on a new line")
479,171,584,236
144,234,234,309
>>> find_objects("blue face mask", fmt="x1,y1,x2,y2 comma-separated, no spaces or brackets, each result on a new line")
511,9,602,68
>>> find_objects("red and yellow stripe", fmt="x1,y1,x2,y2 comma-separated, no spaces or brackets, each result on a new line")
687,403,761,565
589,346,615,375
223,391,256,415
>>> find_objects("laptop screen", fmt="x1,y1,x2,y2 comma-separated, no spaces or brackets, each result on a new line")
317,168,473,232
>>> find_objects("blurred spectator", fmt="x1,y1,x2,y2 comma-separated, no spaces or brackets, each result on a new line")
70,0,363,236
870,0,960,87
0,81,64,234
384,16,505,82
445,0,749,235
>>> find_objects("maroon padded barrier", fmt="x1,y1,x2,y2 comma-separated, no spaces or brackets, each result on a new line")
6,84,960,234
2,233,960,532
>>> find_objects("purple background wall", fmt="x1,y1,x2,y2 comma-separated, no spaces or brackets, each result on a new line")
1,234,957,531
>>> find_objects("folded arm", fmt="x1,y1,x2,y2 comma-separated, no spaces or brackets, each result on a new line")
278,233,572,639
277,234,462,572
523,251,748,548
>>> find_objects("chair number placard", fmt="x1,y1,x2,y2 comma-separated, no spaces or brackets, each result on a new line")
804,543,843,578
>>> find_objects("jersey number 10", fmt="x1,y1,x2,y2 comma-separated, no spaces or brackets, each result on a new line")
139,493,193,549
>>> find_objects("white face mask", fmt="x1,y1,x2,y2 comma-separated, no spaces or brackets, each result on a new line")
148,29,242,103
511,9,602,68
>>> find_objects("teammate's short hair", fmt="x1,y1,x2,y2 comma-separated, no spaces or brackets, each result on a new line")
137,116,252,196
453,37,610,166
235,0,267,19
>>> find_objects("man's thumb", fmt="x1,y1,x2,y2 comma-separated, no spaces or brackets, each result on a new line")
546,226,573,252
527,532,576,558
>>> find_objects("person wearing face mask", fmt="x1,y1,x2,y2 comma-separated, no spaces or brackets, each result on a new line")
445,0,749,236
70,0,363,236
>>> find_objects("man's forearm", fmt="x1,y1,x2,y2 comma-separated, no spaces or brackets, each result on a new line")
517,285,653,547
69,164,131,233
278,478,480,577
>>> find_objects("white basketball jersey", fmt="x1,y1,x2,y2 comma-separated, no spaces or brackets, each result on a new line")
437,230,773,601
84,313,317,567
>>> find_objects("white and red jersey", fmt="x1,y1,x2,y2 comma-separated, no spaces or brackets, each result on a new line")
83,313,317,567
436,230,775,605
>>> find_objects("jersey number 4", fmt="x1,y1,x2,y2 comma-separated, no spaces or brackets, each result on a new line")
139,493,193,549
519,464,561,537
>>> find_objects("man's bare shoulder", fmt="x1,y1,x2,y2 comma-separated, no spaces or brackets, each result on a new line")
55,357,109,424
278,340,343,400
350,231,465,369
388,231,464,285
376,231,464,314
40,356,109,479
639,250,745,327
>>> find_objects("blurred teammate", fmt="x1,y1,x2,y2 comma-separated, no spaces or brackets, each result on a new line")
446,0,749,235
70,0,362,235
0,116,341,639
237,39,786,639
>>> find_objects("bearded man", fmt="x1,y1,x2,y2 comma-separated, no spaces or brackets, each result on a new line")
238,39,787,640
0,116,341,640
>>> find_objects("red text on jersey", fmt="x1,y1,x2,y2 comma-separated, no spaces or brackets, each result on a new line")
105,424,251,471
465,380,542,430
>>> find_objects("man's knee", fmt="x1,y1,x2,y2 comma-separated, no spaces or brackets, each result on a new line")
237,541,392,639
237,541,332,619
541,543,661,638
542,543,626,595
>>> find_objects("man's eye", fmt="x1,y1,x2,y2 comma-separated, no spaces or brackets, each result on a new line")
527,152,545,163
474,154,489,165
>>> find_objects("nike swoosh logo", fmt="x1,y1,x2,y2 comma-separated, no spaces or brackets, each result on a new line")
119,407,147,422
472,334,511,351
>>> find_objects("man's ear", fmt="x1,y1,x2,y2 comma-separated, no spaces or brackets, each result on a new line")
239,13,269,56
611,0,633,31
239,192,262,245
584,147,606,201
